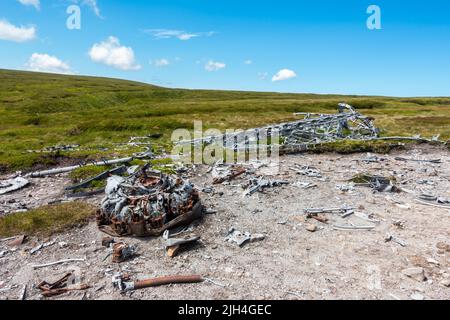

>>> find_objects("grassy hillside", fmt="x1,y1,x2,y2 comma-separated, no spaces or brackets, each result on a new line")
0,69,449,172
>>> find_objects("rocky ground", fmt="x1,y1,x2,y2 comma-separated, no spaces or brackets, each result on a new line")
0,145,449,300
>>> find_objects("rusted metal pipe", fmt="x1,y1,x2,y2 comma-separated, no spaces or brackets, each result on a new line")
113,274,204,292
134,275,204,290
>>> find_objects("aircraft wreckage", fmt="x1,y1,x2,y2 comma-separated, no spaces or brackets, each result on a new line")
174,103,381,154
97,164,204,237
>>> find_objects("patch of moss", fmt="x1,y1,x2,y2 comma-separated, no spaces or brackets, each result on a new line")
69,165,110,183
350,173,397,184
151,157,174,166
152,165,176,175
308,140,404,154
0,202,96,237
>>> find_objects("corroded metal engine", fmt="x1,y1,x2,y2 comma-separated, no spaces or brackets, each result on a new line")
97,165,203,237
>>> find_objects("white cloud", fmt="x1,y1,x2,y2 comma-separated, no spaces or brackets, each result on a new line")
89,36,141,71
152,58,170,67
70,0,101,17
258,72,268,80
0,20,36,42
26,53,72,74
144,29,215,41
205,60,226,72
18,0,40,10
272,69,297,82
244,60,252,65
83,0,101,17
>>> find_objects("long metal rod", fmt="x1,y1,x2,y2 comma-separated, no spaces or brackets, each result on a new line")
25,157,133,178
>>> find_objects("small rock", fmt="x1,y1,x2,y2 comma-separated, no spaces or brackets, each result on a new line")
440,279,450,287
427,258,439,265
410,293,424,301
436,242,450,252
306,224,317,232
58,242,68,248
250,234,265,243
402,267,426,282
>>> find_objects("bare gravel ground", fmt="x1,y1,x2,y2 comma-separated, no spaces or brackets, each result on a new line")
0,145,449,300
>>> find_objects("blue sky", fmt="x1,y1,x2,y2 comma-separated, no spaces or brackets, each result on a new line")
1,0,450,96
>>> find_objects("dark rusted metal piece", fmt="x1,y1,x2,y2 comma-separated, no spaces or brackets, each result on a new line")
213,167,246,184
134,275,204,289
97,167,204,237
38,272,90,298
112,242,136,263
113,273,204,292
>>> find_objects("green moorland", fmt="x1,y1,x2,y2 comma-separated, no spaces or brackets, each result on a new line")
1,69,449,173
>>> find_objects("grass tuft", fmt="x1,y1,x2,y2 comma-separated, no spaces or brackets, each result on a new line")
307,140,404,154
0,202,96,237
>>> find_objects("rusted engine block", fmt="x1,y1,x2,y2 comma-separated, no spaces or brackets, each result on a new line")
97,165,204,237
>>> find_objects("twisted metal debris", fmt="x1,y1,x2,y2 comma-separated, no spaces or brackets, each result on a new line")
97,165,203,237
175,103,379,153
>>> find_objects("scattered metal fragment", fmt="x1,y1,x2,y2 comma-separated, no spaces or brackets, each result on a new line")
0,286,13,293
395,157,442,164
351,174,399,193
286,291,306,299
293,181,317,189
0,235,23,243
0,177,29,195
65,165,127,191
204,208,217,214
225,228,251,247
19,284,27,300
361,153,386,163
353,212,380,223
163,231,200,258
101,236,115,248
201,186,215,194
30,240,56,255
370,135,446,144
417,179,434,185
112,242,137,263
335,184,355,193
0,250,10,258
244,177,288,196
28,144,80,153
225,227,265,247
308,213,329,223
213,167,246,184
97,165,204,237
291,165,322,178
112,273,204,292
32,258,86,270
38,272,89,297
304,207,354,216
392,220,406,229
385,196,411,209
416,194,450,209
385,234,406,247
25,154,151,178
332,224,376,231
203,278,227,287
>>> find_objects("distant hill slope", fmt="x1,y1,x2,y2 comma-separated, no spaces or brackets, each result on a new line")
0,69,449,171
